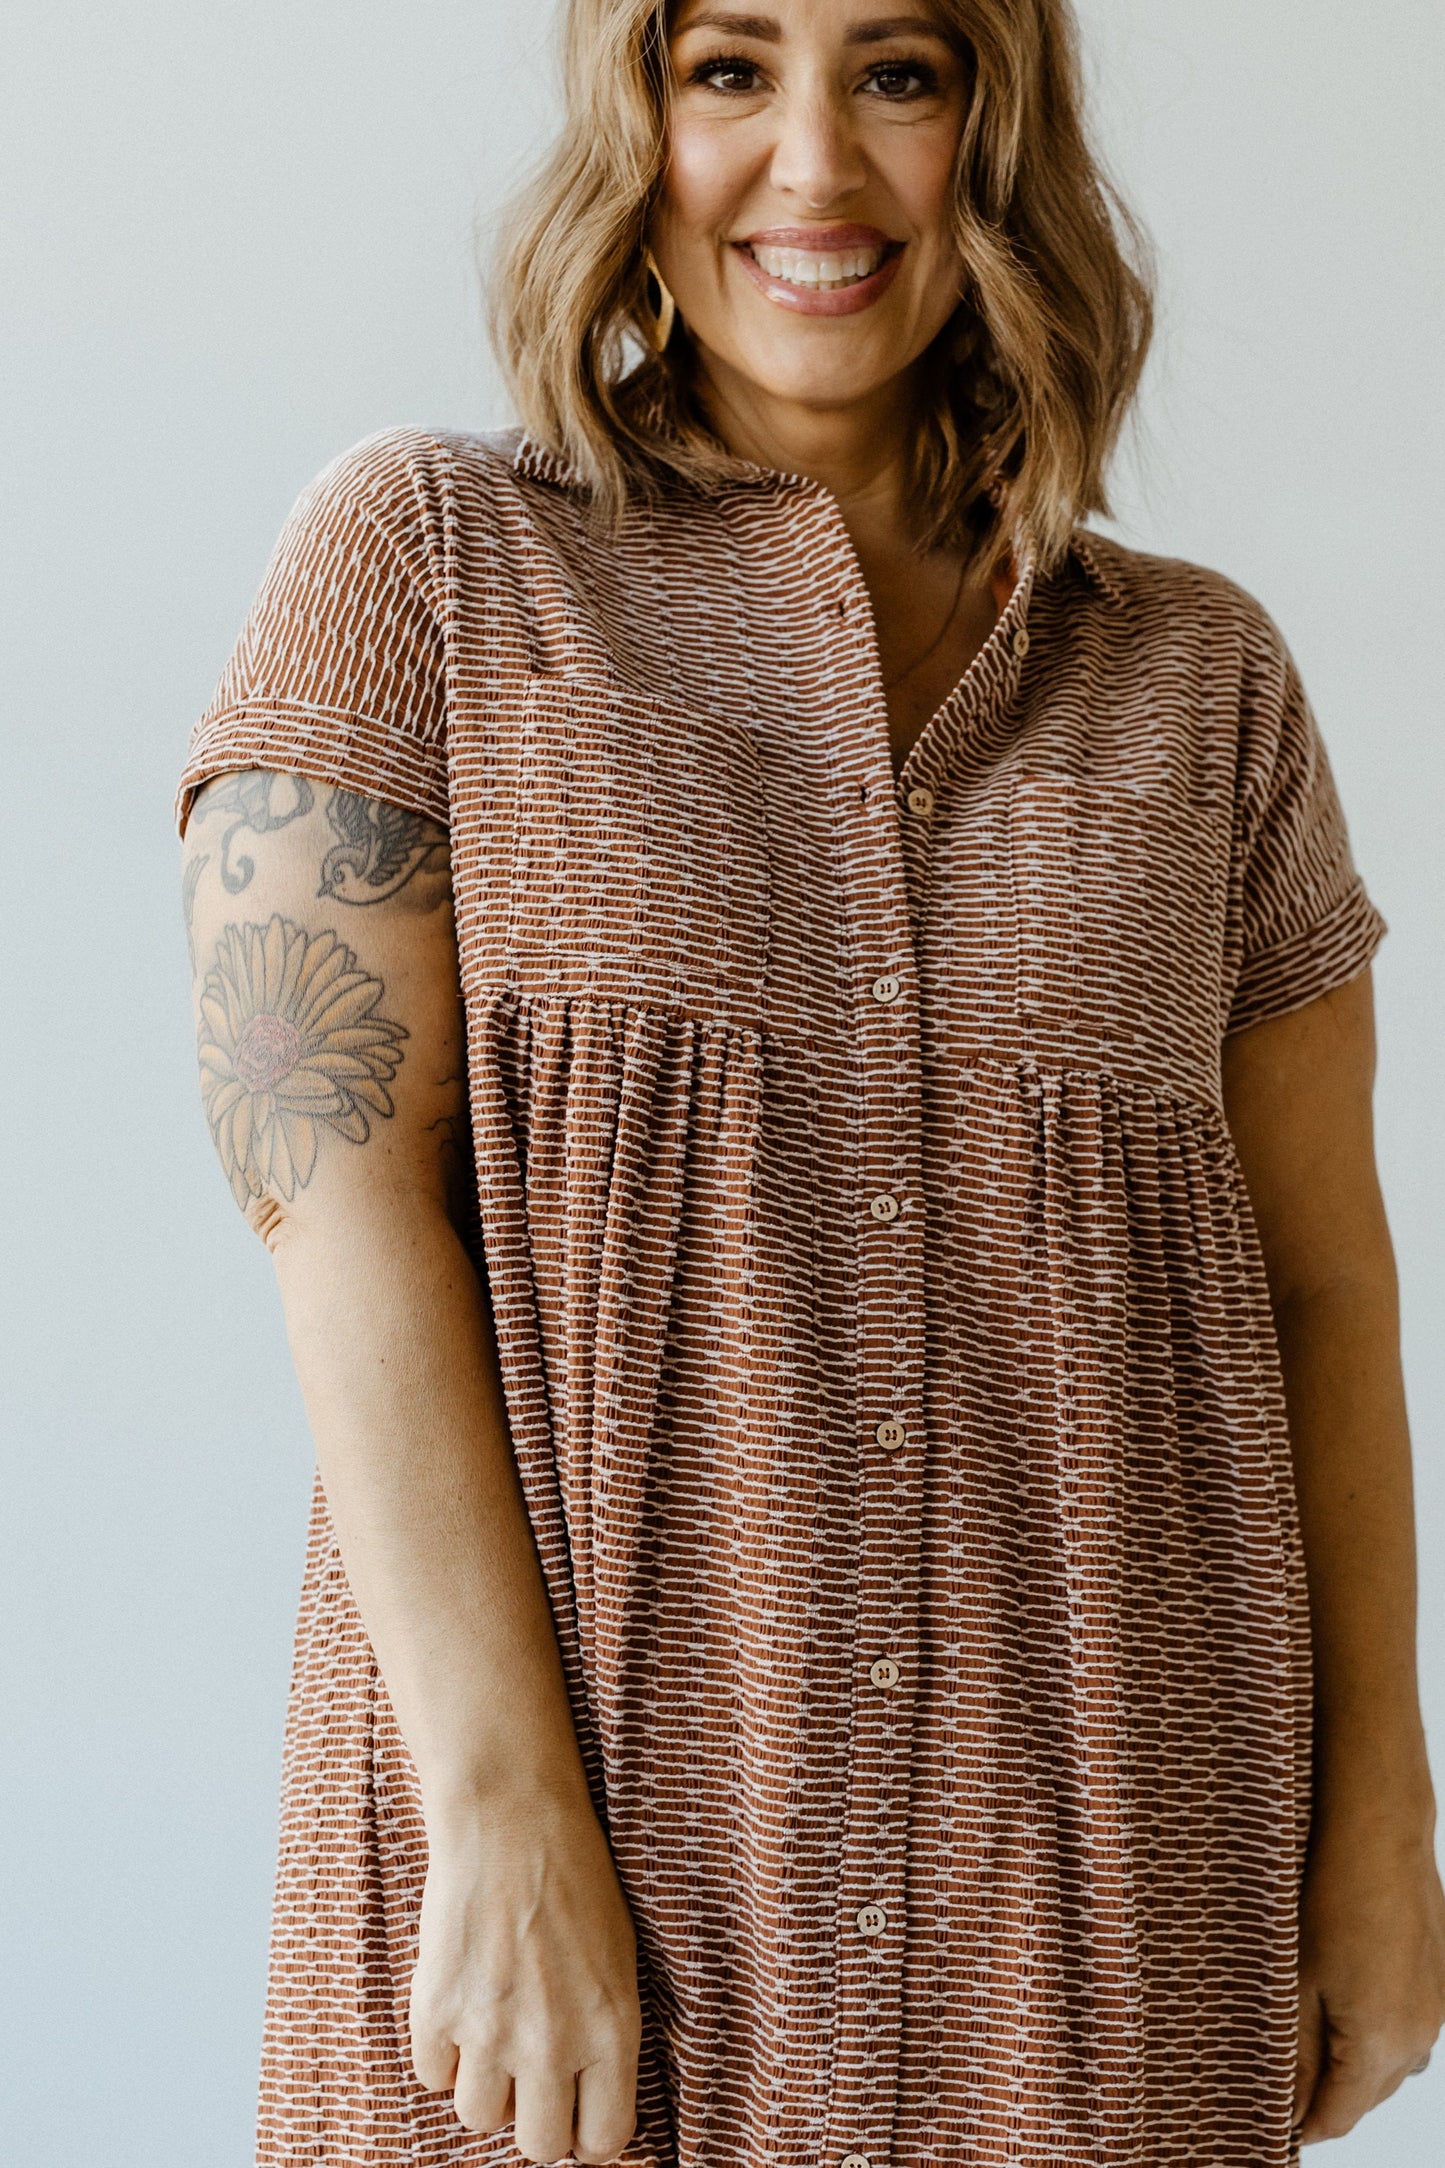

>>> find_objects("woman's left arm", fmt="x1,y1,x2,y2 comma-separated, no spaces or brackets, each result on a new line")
1223,965,1445,2143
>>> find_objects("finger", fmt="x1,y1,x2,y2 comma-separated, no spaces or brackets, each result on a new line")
410,2026,460,2097
574,2051,639,2164
452,2052,515,2136
1295,2049,1394,2146
513,2064,579,2165
1293,1984,1326,2132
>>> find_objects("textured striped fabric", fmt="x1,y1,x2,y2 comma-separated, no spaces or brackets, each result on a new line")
177,425,1388,2168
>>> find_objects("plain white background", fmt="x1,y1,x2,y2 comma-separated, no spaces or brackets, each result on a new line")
2,3,1441,2160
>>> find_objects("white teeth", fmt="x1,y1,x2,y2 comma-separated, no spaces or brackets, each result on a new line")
749,243,887,290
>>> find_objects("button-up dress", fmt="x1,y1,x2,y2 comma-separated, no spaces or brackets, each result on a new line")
177,424,1388,2168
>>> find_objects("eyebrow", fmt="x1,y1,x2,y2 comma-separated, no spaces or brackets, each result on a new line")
677,13,949,43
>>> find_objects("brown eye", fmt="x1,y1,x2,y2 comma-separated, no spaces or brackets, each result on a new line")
864,59,939,101
690,54,764,95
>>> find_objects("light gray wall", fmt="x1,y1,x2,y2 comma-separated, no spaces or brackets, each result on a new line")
2,4,1439,2161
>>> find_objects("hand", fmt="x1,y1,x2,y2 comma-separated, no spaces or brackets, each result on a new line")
409,1783,644,2163
1293,1804,1445,2144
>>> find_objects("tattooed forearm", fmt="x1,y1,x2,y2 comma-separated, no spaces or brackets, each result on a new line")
197,914,407,1209
319,788,450,909
191,770,315,893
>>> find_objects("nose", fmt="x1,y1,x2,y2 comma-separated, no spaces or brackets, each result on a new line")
768,83,867,210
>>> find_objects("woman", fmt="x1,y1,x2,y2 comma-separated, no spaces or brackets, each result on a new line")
176,1,1445,2162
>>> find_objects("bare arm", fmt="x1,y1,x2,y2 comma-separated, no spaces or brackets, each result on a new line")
1223,967,1445,2142
182,771,640,2165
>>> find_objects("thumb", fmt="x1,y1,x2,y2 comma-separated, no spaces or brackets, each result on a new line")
1294,1978,1326,2135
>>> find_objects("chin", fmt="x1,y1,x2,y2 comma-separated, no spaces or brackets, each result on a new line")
717,335,909,415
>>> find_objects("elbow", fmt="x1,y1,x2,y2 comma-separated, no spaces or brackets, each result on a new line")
243,1189,291,1255
233,1169,457,1268
200,1121,298,1253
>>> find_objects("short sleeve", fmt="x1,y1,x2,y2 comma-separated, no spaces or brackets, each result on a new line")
174,429,451,838
1224,613,1387,1036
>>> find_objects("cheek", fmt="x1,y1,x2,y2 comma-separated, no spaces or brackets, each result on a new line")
880,127,962,258
657,121,752,244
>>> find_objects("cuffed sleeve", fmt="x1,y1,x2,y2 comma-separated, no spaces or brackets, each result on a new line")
175,429,453,837
1224,619,1387,1037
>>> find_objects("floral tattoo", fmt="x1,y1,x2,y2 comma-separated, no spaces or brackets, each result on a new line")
191,770,315,893
197,914,407,1207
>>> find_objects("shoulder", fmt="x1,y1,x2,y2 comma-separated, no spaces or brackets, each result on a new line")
1065,530,1299,696
284,423,541,559
1062,529,1305,754
1068,528,1288,663
257,424,594,656
1061,535,1327,837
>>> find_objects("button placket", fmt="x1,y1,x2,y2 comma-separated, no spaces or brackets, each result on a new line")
803,492,929,2168
746,488,1040,2168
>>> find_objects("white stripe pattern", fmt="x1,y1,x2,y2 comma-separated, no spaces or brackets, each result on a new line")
177,424,1387,2168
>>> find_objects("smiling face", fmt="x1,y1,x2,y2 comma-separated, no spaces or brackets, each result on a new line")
653,1,971,429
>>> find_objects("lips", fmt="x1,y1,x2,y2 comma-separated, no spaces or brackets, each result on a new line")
734,225,904,316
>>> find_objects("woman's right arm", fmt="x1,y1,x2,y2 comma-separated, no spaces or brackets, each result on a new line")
182,769,642,2167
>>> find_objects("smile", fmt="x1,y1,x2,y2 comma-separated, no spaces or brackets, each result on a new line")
749,243,888,290
734,225,904,317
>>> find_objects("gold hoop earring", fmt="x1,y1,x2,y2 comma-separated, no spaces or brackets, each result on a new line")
640,248,677,354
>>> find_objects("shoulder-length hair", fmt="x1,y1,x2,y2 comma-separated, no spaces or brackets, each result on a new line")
489,0,1153,572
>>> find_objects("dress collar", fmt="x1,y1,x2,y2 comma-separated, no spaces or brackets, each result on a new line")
508,427,1121,605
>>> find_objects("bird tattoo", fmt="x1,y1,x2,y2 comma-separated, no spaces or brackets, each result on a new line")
318,789,450,909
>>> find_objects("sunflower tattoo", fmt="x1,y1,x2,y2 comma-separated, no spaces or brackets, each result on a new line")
197,914,407,1207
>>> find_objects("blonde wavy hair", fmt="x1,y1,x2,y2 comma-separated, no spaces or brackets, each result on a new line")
490,0,1154,571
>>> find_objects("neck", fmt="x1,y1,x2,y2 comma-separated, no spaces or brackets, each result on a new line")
691,346,930,559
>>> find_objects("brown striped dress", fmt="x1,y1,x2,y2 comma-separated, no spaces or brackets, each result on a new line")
176,424,1388,2168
